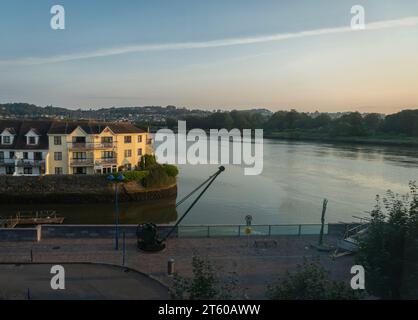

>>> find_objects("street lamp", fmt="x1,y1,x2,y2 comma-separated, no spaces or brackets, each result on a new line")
107,173,125,250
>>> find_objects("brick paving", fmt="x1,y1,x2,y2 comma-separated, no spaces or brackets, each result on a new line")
0,235,354,299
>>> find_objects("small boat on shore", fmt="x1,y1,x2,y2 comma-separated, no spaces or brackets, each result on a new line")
0,210,65,228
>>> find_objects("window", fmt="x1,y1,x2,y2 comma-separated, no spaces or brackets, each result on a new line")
3,136,11,144
6,166,15,175
138,135,143,143
101,137,113,143
9,152,14,159
74,167,87,175
0,151,3,160
137,148,143,156
28,136,36,145
55,167,63,175
73,152,87,160
73,136,86,144
23,152,29,160
124,136,132,144
54,136,62,145
54,152,62,161
124,150,132,158
102,151,115,159
34,152,42,161
24,168,33,175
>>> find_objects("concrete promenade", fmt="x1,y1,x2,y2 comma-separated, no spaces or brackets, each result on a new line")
0,235,354,299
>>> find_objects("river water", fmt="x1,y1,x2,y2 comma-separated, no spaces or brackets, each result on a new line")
2,138,417,225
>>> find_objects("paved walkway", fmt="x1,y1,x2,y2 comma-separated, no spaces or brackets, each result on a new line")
0,235,354,299
0,263,169,300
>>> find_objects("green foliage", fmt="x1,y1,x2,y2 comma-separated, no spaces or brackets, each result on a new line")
139,154,157,170
163,164,179,177
107,170,149,182
267,258,360,300
356,181,418,299
122,170,149,182
142,164,176,188
171,256,237,300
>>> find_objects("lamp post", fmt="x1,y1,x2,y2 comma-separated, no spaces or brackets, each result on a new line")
107,173,125,250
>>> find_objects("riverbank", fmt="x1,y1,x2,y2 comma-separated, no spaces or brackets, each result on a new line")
264,131,418,147
0,175,177,204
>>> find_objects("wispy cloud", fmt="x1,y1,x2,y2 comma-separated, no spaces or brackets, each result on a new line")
1,16,418,66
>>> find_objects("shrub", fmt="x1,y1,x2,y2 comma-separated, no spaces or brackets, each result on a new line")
163,164,179,177
267,258,360,300
139,154,157,170
356,181,418,299
143,164,176,188
122,170,149,182
171,256,237,300
106,170,149,182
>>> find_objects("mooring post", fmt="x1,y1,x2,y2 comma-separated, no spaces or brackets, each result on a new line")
168,259,175,276
319,199,328,246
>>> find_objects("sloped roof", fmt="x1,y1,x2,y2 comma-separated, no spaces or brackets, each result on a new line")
0,119,145,151
48,121,144,135
0,120,51,150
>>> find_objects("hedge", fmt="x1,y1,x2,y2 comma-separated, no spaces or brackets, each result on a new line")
107,170,149,182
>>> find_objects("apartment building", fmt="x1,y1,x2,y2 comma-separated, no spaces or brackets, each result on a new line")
0,119,153,176
0,120,50,176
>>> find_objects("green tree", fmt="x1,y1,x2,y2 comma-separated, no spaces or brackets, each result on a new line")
356,182,418,299
364,113,383,134
267,258,359,300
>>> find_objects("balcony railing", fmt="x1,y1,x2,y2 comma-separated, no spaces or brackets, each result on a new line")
0,158,15,166
95,158,117,166
16,159,46,168
70,158,94,167
69,142,117,150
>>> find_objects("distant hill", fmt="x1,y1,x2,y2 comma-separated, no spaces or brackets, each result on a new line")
0,103,212,123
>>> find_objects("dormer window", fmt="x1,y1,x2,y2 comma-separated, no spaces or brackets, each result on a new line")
25,129,40,146
1,128,15,145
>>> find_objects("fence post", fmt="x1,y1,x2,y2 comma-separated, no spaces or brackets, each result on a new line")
122,232,126,266
268,225,272,237
207,226,210,238
298,225,302,236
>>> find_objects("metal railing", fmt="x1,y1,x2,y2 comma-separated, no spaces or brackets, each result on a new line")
69,142,117,150
0,158,14,166
176,224,329,238
70,158,94,166
95,158,117,166
15,159,45,167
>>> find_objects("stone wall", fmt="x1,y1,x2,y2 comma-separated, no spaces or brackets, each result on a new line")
0,175,177,204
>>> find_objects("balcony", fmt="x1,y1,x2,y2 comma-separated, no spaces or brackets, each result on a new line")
69,142,117,151
70,158,94,167
0,158,15,166
16,159,46,168
95,158,117,166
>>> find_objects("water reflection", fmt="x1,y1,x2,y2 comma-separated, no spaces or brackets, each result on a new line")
1,199,178,225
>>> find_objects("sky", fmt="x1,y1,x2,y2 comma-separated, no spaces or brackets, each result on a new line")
0,0,417,113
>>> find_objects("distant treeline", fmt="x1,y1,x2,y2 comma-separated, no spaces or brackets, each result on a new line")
1,102,417,138
171,109,418,137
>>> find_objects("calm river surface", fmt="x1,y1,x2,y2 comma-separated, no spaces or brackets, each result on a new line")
2,138,418,225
